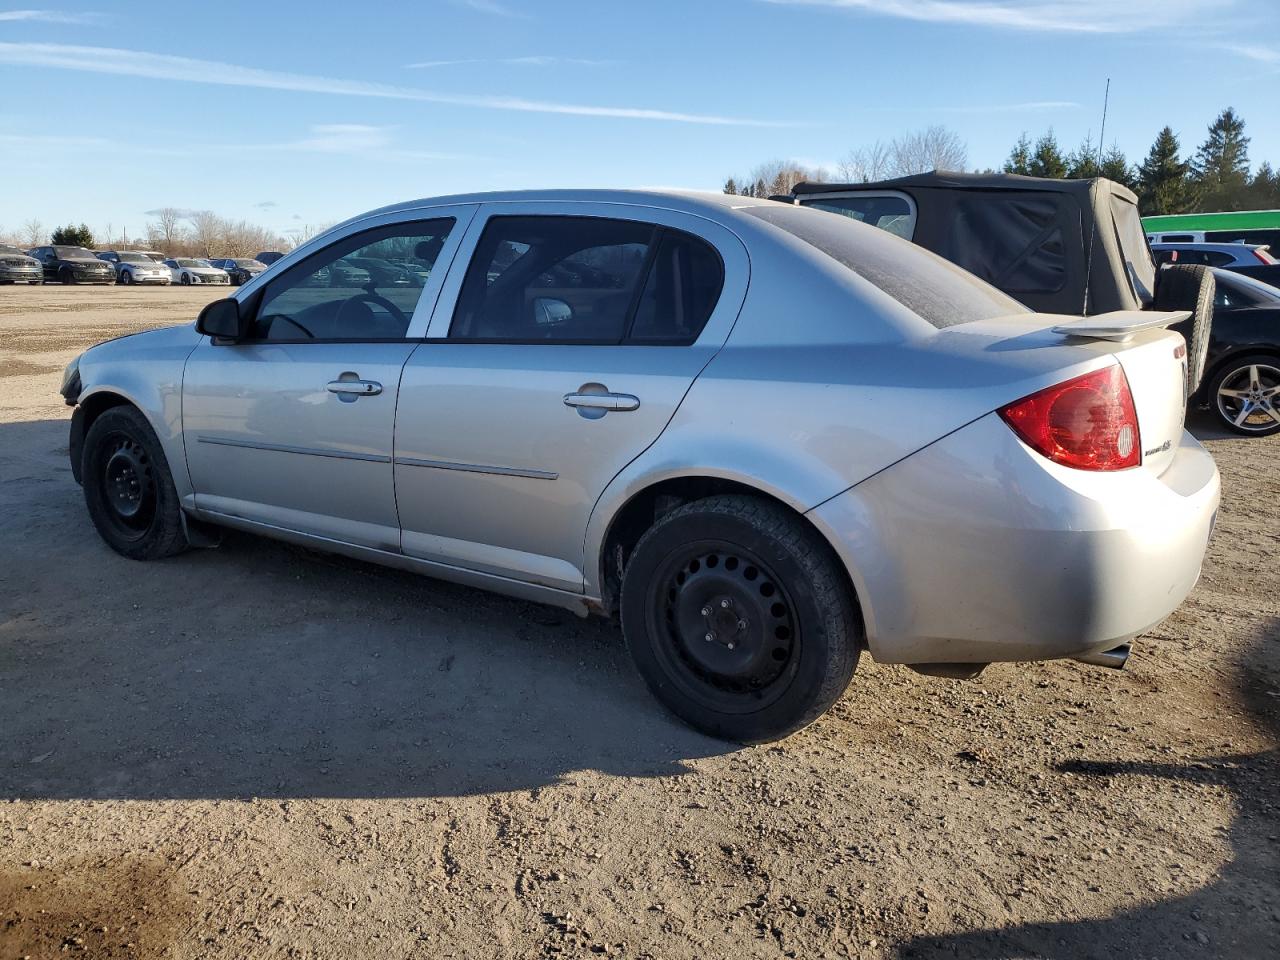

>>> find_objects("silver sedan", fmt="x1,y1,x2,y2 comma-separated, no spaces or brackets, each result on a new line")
60,190,1219,742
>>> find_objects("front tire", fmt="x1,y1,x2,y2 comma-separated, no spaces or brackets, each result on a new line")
1208,354,1280,436
620,495,861,743
119,269,133,285
59,267,75,285
82,406,189,560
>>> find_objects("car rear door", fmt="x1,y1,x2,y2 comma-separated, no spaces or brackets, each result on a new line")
393,201,748,592
182,209,474,549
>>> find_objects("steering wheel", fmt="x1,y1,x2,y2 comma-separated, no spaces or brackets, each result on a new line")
334,291,408,331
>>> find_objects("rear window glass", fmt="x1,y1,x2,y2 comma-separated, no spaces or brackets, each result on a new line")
946,196,1067,295
744,205,1026,329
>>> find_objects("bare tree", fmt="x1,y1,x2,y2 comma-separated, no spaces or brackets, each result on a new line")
889,125,967,177
738,159,831,197
187,210,224,256
145,208,186,255
838,141,892,183
22,218,46,247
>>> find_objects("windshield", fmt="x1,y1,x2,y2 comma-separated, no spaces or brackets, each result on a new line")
798,194,917,239
54,246,96,259
235,259,265,268
175,259,211,268
119,253,156,264
745,204,1027,328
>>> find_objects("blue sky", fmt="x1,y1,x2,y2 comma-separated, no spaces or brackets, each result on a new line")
2,0,1277,242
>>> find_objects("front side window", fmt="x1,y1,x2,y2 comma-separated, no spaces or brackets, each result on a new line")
249,218,455,341
800,194,917,240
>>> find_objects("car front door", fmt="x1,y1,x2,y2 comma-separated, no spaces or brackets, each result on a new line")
393,203,748,592
182,209,474,549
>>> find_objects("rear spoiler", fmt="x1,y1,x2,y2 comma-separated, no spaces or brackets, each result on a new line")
1052,310,1190,343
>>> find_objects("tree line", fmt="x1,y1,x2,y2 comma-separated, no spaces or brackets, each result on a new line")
0,210,295,258
724,108,1280,216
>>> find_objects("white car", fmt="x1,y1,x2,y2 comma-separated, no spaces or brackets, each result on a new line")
165,258,230,286
98,251,172,285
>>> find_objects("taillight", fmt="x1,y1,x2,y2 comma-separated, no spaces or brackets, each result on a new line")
998,365,1141,471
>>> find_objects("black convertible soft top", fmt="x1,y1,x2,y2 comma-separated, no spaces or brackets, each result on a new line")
790,172,1156,316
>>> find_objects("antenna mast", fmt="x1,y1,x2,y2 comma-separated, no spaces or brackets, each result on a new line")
1097,77,1111,165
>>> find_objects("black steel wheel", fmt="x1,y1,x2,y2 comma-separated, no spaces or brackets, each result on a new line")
82,406,189,560
621,495,861,743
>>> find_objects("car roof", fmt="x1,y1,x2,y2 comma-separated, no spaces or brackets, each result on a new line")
790,171,1140,205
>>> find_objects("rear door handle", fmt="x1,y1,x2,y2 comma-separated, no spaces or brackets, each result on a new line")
327,379,383,397
563,392,640,412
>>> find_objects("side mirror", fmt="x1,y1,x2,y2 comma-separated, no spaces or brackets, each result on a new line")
533,297,573,327
196,297,249,342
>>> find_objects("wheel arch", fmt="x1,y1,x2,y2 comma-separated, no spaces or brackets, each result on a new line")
590,471,866,636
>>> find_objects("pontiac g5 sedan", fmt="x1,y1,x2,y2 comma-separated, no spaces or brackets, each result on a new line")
60,191,1220,743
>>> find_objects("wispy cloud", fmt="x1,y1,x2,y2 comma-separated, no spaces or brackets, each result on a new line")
449,0,530,19
761,0,1220,34
1223,43,1279,65
406,55,611,69
0,42,777,126
253,200,278,209
0,8,100,23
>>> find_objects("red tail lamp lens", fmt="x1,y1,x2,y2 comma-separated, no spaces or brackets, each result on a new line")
999,365,1141,471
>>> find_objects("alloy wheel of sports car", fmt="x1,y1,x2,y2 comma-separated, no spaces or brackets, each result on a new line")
180,273,191,284
1210,354,1280,436
621,495,861,744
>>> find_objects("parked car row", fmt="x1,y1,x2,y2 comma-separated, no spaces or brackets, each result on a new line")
0,247,289,286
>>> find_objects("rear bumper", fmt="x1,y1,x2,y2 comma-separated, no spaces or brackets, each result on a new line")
809,413,1220,664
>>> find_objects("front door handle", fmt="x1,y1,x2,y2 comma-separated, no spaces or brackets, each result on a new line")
563,391,640,412
327,379,382,397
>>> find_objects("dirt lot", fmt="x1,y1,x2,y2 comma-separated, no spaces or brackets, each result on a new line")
1,284,1277,959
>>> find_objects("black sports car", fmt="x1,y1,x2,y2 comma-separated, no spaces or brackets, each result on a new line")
210,258,269,285
1196,269,1280,436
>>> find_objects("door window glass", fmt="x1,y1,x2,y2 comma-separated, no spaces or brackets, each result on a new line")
451,216,654,342
251,218,455,341
629,230,724,343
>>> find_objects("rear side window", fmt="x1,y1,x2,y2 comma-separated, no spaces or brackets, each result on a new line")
947,195,1067,295
450,216,724,344
745,204,1026,329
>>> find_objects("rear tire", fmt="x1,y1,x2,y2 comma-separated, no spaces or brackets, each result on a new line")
1207,353,1280,437
620,495,861,743
82,406,189,561
1154,264,1214,396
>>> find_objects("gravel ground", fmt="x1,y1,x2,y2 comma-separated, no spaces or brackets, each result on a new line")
1,285,1277,960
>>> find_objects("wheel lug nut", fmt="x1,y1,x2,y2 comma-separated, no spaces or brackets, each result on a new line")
704,632,715,642
720,599,731,609
726,642,736,650
700,606,711,616
737,619,747,630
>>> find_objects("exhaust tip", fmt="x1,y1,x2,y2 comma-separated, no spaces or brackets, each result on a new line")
1073,643,1131,670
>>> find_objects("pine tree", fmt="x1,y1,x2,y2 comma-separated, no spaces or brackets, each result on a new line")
1028,131,1067,179
1066,134,1100,179
723,177,739,196
51,223,94,247
1137,127,1193,215
1191,107,1251,211
1099,145,1135,189
1248,162,1280,209
1004,134,1032,175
